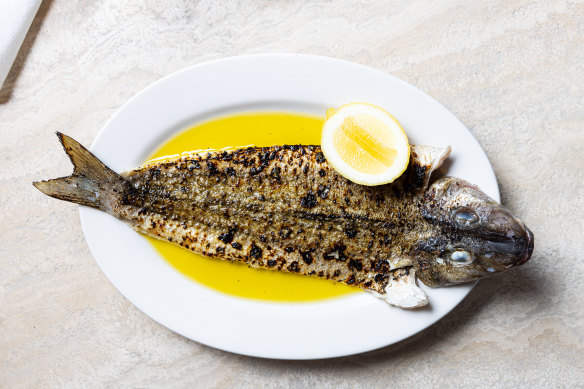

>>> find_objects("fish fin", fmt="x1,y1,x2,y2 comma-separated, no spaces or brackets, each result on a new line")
409,145,451,191
370,267,428,308
33,132,128,213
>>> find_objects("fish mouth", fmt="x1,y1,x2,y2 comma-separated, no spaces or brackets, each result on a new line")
517,227,534,266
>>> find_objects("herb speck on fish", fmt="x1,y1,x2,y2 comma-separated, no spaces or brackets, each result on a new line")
300,193,318,208
324,243,346,261
287,261,300,272
270,166,282,183
278,227,292,239
250,243,263,259
218,230,235,244
206,162,218,176
348,259,363,271
250,166,264,176
344,227,357,238
300,250,313,265
317,184,330,199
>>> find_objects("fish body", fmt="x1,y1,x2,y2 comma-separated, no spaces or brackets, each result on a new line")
34,134,533,308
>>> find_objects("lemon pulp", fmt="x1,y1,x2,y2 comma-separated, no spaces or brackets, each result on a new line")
146,112,358,302
334,114,398,174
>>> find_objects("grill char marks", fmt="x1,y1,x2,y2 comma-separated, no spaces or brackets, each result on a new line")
121,145,437,294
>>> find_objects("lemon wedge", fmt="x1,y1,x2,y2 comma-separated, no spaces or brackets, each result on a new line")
321,102,410,186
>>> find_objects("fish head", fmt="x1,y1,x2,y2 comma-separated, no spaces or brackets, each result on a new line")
416,177,534,286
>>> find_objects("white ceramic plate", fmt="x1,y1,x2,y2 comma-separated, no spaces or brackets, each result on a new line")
80,54,499,359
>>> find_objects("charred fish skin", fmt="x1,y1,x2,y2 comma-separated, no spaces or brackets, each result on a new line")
33,133,534,309
121,144,430,296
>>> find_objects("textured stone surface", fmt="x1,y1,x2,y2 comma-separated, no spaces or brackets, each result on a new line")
1,0,583,387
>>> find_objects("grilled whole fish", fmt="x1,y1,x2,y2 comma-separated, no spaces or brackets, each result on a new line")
33,133,534,308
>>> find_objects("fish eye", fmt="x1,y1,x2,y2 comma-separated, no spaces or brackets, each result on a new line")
453,207,479,228
449,250,473,266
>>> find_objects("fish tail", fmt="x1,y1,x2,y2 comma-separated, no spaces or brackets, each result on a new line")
33,132,127,213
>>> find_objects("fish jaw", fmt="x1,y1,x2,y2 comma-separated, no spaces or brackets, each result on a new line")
518,227,534,266
416,177,534,286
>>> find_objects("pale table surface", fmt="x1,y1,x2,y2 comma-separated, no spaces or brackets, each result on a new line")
1,1,583,388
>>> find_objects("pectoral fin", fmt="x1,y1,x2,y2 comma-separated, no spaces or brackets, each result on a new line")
370,267,428,308
408,145,451,191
